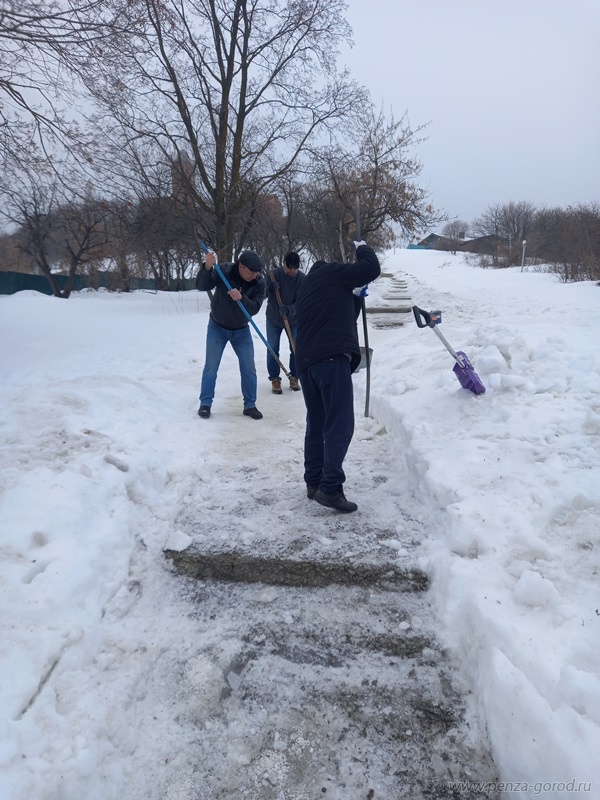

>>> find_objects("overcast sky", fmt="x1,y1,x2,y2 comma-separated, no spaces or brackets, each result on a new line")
340,0,600,226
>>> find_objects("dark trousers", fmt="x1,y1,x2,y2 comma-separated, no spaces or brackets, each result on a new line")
199,319,257,409
299,355,354,494
266,317,297,379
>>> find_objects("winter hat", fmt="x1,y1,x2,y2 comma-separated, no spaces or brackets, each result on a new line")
284,251,300,269
238,250,264,274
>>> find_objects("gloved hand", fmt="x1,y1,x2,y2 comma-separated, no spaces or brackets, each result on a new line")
353,240,367,249
280,304,295,319
353,284,369,297
270,280,280,292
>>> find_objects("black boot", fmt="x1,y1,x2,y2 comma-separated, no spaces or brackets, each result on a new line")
314,489,357,513
243,407,263,420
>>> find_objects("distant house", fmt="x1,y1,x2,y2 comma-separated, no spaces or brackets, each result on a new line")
413,233,455,250
409,232,509,257
408,233,463,252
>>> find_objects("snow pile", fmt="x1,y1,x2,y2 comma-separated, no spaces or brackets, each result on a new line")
367,253,600,793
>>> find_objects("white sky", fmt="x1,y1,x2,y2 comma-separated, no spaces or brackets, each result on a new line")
341,0,600,224
1,252,599,797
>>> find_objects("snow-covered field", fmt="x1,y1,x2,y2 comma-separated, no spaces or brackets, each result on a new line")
1,250,599,798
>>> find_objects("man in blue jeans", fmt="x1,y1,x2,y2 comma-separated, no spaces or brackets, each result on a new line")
265,251,305,394
295,241,380,512
195,249,266,419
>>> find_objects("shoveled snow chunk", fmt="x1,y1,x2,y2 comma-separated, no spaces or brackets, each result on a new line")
164,530,193,552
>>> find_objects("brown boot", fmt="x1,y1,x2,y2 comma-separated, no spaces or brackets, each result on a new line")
288,375,300,391
271,378,283,394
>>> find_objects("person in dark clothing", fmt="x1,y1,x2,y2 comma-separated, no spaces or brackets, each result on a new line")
265,251,305,394
195,249,266,420
295,242,381,512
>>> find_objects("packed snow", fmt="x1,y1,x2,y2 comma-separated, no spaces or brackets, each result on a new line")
1,250,599,799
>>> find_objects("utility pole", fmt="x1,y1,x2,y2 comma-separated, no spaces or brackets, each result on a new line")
520,239,527,272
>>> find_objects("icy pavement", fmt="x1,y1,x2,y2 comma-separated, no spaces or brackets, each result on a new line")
163,410,499,799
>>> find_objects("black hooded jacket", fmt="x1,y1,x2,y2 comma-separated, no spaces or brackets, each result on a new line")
195,262,266,330
265,266,305,327
294,244,381,374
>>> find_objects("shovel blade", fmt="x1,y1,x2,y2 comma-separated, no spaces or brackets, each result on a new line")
357,346,373,371
453,351,486,394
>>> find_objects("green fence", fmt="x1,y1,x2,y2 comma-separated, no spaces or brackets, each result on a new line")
0,270,196,296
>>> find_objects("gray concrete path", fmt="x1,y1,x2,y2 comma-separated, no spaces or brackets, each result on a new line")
165,406,499,799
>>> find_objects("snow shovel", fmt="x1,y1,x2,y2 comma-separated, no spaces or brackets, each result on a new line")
412,306,486,395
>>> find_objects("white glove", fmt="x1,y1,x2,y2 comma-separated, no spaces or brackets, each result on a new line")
353,240,367,249
353,284,369,297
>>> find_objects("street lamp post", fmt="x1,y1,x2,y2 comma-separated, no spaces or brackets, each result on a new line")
520,239,527,272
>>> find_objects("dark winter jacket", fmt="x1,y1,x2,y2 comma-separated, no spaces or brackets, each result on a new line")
295,244,381,374
265,266,305,327
195,262,266,330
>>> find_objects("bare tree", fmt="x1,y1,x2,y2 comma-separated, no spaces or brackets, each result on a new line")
472,201,536,265
272,107,442,262
442,221,469,238
442,220,469,253
0,0,121,168
0,231,31,271
80,0,362,260
129,195,198,289
471,204,502,239
85,135,210,288
538,203,600,282
0,164,109,297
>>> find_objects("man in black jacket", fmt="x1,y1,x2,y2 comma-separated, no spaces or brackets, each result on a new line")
265,251,305,394
195,250,266,420
295,242,380,512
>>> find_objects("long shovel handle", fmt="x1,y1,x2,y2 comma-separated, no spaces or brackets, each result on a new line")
198,240,291,378
355,195,371,418
432,326,466,368
269,272,296,354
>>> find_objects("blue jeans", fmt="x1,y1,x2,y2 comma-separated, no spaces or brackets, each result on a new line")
266,317,297,379
200,319,257,409
299,355,354,494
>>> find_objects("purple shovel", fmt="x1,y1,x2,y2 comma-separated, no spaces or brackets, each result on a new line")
412,306,486,395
